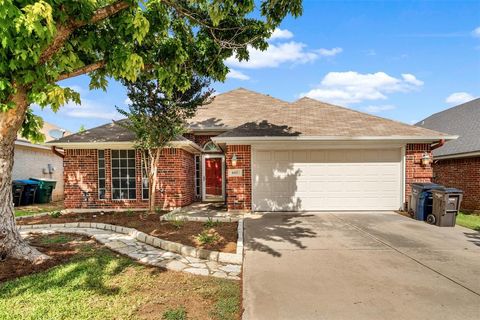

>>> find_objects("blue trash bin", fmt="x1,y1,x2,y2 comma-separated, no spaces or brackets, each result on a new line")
409,183,444,221
14,179,40,206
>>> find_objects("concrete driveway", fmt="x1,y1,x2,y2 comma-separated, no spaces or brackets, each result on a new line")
242,212,480,320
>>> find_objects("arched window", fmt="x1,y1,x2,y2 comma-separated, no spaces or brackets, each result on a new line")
203,141,221,152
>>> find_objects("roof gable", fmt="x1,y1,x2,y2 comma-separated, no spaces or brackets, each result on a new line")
416,98,480,157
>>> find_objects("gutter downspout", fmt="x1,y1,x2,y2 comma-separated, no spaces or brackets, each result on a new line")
431,139,445,151
51,146,65,158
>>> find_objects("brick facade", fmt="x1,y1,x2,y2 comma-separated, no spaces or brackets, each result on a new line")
225,145,251,211
405,143,433,205
183,133,218,148
433,156,480,212
64,148,195,209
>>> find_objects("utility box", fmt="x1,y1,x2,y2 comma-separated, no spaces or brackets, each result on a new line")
409,183,444,221
427,188,463,227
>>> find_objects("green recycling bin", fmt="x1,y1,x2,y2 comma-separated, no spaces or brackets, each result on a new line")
29,178,57,203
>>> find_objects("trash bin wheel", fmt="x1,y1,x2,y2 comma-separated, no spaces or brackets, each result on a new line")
426,214,436,225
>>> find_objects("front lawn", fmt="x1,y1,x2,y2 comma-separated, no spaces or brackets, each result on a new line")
14,201,64,217
0,233,241,320
456,212,480,231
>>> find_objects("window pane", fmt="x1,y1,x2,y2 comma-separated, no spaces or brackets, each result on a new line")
98,169,105,179
128,178,135,187
111,150,119,158
112,179,120,188
112,159,120,168
99,189,105,199
99,159,105,168
99,180,105,188
128,189,137,199
120,158,127,167
98,150,104,158
112,169,119,177
127,150,135,158
120,150,127,158
128,158,135,167
121,168,127,176
121,179,128,188
113,189,120,199
143,189,149,199
128,169,135,178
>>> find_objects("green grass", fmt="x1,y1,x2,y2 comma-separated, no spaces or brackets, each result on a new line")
38,234,76,245
0,237,241,320
456,212,480,231
14,209,49,217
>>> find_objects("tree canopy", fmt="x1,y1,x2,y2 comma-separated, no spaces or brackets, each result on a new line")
1,0,302,140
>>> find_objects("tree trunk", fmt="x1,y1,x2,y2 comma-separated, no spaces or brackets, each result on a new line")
147,148,160,214
0,84,50,263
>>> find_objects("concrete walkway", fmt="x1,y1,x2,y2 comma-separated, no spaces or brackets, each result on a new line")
19,226,241,280
243,212,480,320
168,202,243,220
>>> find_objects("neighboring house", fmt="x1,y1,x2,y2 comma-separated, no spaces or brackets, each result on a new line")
14,122,70,201
416,98,480,212
49,88,454,212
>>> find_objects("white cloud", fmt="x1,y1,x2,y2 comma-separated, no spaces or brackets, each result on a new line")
364,105,396,113
445,92,476,105
226,69,250,81
402,73,424,86
316,47,343,57
270,28,294,40
63,99,123,121
472,27,480,38
300,71,424,105
226,42,319,69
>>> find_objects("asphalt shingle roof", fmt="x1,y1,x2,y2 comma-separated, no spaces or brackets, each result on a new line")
416,98,480,157
52,88,451,144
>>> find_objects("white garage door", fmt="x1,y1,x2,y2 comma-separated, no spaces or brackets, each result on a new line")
252,148,402,211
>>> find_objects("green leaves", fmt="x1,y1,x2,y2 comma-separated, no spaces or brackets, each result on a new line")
1,0,302,138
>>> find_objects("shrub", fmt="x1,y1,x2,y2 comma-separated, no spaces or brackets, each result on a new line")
170,219,185,229
50,210,61,218
162,307,187,320
196,230,220,245
125,209,135,217
204,217,220,229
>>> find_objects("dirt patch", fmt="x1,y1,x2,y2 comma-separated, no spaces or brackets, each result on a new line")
0,233,97,282
17,211,238,253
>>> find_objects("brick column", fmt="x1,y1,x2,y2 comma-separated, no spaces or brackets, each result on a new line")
226,145,251,211
405,143,433,203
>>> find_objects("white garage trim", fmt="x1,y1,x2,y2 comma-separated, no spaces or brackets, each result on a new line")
251,147,404,212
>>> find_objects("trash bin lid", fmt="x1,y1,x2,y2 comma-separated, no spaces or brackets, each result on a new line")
411,183,444,191
14,179,40,185
29,178,57,182
432,187,463,194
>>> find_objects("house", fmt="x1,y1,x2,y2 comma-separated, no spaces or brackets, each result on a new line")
416,98,480,212
49,88,455,212
14,121,70,201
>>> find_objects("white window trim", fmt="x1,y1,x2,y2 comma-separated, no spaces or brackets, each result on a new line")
97,150,106,200
110,149,137,200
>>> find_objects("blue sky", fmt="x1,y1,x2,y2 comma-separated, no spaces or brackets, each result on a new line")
36,0,480,133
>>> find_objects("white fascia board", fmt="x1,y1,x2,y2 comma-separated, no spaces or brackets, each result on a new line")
434,151,480,160
47,140,203,152
212,135,458,144
15,140,51,150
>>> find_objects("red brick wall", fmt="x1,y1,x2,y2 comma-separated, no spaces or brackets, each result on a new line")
433,157,480,212
64,148,195,209
405,144,433,204
225,145,251,211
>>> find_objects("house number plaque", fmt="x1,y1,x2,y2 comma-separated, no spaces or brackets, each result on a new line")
228,169,243,177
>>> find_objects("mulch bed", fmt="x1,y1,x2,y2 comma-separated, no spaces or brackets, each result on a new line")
0,233,97,282
17,211,238,253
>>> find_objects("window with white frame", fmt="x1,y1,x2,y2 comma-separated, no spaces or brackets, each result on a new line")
203,141,221,152
98,150,106,199
111,150,136,200
141,153,149,200
195,155,201,197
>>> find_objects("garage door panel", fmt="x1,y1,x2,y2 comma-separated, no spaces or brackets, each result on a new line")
252,148,402,211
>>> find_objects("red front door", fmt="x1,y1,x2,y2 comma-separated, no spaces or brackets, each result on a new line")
205,158,222,196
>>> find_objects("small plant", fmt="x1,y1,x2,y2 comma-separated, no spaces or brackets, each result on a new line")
155,207,163,214
162,307,187,320
125,209,135,217
196,229,220,245
204,217,220,229
50,210,61,218
170,219,185,229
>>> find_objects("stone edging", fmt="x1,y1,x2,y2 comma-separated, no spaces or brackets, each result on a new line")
18,221,243,265
160,213,241,223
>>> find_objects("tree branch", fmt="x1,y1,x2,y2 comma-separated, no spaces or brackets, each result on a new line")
39,1,131,65
57,61,106,81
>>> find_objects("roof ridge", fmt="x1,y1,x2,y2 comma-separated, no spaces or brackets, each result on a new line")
221,87,289,105
418,97,480,124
